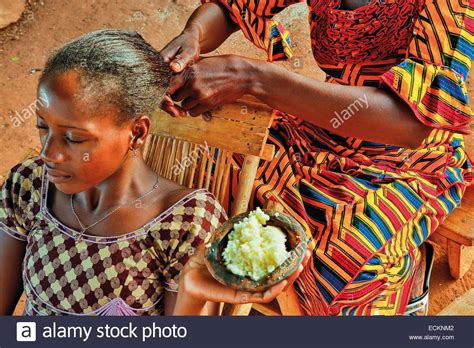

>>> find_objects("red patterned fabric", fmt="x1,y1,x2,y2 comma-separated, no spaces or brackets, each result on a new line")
310,0,425,86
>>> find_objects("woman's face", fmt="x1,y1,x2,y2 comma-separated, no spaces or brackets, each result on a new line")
36,70,134,194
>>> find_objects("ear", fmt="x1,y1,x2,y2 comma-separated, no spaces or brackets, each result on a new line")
130,115,151,148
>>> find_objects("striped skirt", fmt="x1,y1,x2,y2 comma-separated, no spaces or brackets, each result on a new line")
222,111,472,316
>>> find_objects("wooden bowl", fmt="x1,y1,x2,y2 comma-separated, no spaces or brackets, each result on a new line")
205,209,307,292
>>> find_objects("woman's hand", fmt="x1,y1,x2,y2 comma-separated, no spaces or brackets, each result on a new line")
174,243,311,314
158,2,242,117
160,25,202,73
159,25,202,117
165,55,257,117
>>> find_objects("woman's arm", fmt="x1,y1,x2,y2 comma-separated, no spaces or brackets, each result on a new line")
159,2,239,116
160,2,238,72
249,60,432,149
167,245,310,316
168,55,432,149
166,289,208,316
0,233,26,315
165,288,219,315
185,2,239,55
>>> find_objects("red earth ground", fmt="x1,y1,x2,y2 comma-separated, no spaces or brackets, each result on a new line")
1,0,472,315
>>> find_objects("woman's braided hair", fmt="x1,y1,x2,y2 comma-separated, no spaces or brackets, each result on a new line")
40,28,172,123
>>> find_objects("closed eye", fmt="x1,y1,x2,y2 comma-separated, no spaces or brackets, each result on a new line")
64,136,85,144
36,125,85,144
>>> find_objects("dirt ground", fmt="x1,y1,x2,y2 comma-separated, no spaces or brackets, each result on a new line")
1,0,472,315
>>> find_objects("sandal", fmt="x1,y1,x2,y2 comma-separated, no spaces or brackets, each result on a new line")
404,242,435,316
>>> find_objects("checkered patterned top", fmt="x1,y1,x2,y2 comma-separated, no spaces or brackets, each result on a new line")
0,157,228,315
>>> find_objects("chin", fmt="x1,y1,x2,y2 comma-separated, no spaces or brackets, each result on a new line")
51,182,77,195
50,176,103,195
48,176,81,194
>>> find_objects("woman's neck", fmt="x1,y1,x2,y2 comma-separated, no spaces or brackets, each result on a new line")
76,156,157,213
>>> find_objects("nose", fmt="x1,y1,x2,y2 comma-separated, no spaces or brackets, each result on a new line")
39,133,65,164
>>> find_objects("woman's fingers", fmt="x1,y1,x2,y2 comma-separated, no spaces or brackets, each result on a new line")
188,104,213,118
283,265,304,292
181,97,201,112
205,276,288,304
170,54,187,73
224,281,287,304
160,104,184,118
171,84,194,103
188,271,251,304
282,250,312,291
167,70,193,99
170,49,198,73
161,47,179,65
159,95,186,117
160,31,200,73
191,244,207,264
163,95,186,116
247,280,288,303
184,263,288,304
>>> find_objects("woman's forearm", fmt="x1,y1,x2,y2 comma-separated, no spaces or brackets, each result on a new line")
248,59,432,149
183,2,239,54
0,233,26,315
172,290,208,315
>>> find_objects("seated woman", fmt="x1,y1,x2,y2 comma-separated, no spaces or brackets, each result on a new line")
0,29,305,316
160,0,472,316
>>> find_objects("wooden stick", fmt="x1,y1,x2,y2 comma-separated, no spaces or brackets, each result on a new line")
219,151,232,205
211,149,223,195
179,141,189,186
204,147,215,190
197,145,208,189
187,143,198,188
232,154,260,216
214,149,225,198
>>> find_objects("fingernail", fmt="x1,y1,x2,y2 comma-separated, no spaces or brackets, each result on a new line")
171,61,182,72
168,107,178,117
163,96,172,105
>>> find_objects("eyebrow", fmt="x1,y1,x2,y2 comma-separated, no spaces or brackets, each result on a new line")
36,113,89,131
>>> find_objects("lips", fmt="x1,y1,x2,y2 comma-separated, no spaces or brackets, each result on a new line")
45,167,72,184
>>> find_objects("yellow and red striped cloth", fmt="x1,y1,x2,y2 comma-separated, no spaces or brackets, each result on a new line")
202,0,472,315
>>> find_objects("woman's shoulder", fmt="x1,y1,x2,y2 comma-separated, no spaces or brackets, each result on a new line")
163,186,228,220
147,184,228,243
0,156,45,240
2,156,45,191
157,176,227,218
149,186,228,283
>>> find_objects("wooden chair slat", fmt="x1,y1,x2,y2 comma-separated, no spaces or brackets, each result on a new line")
187,143,198,188
150,96,274,161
